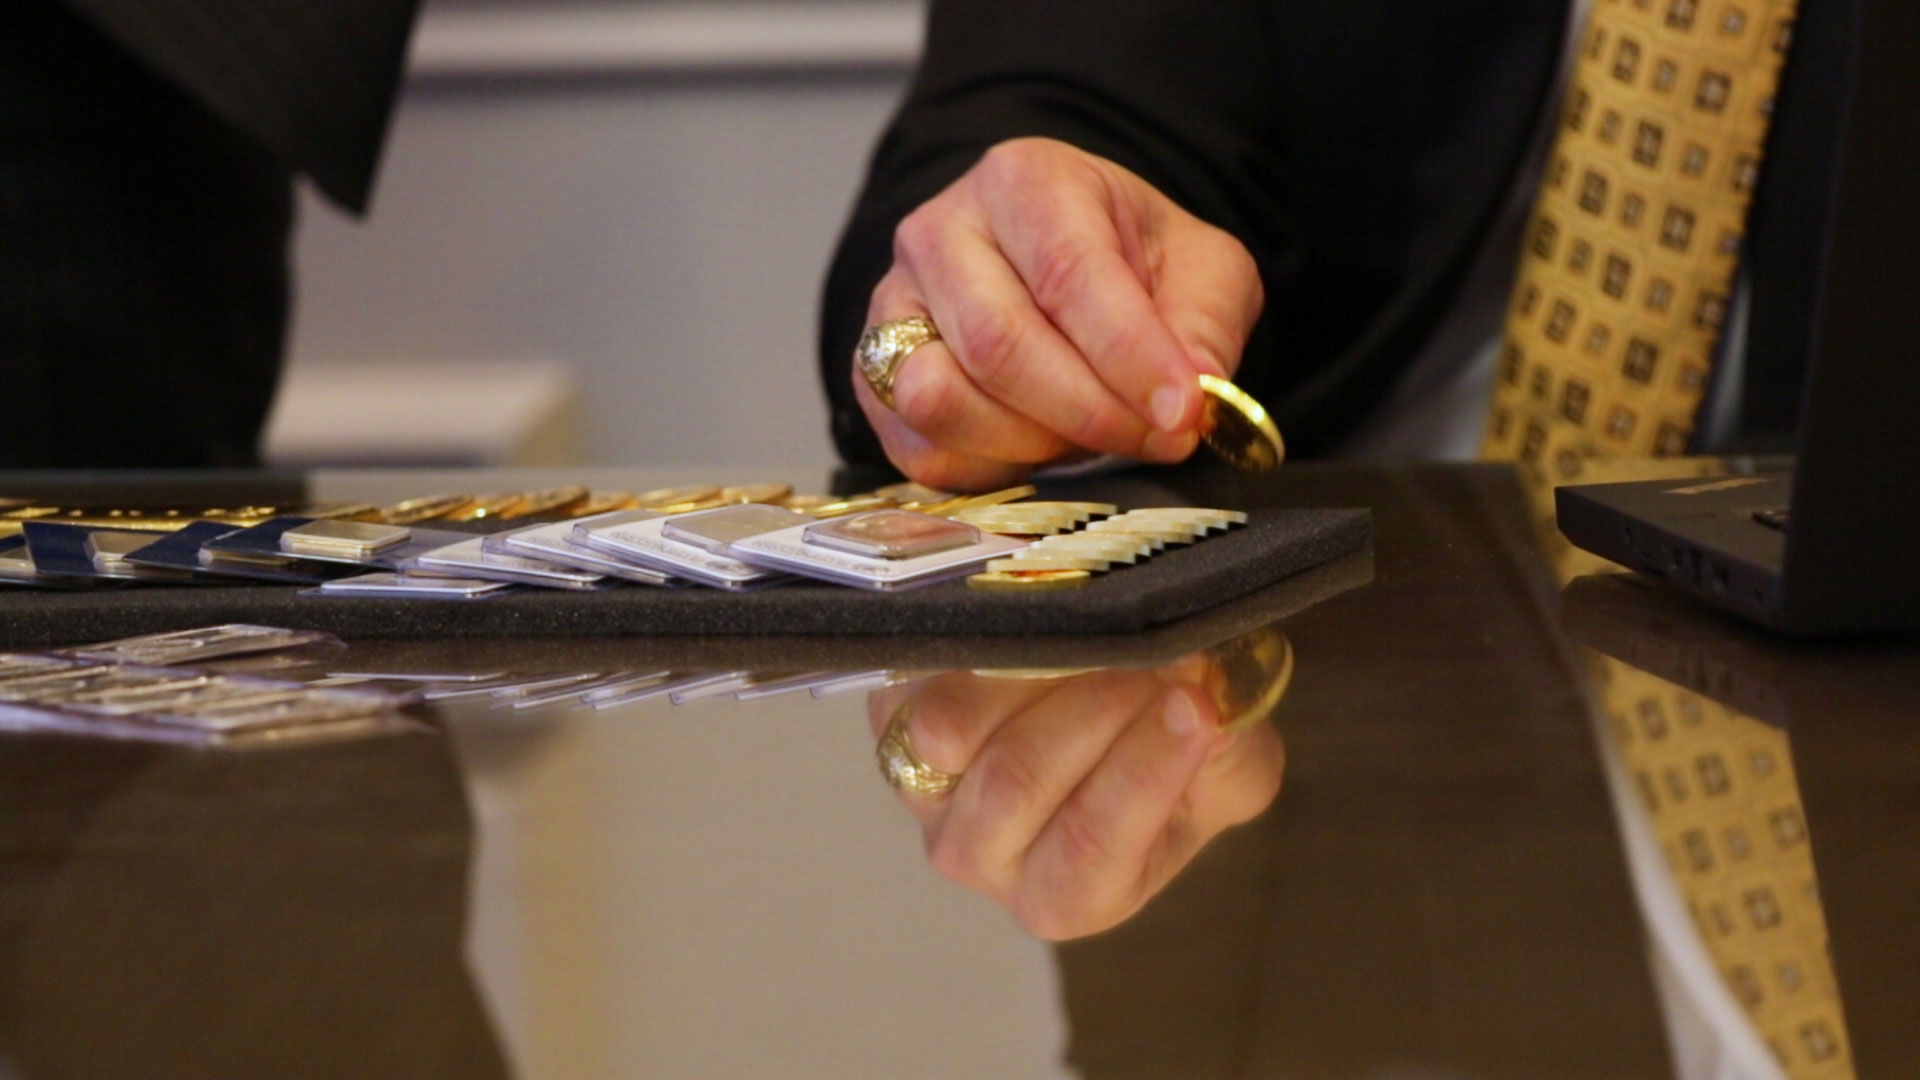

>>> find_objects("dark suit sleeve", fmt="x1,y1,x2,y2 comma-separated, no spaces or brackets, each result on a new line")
819,0,1567,464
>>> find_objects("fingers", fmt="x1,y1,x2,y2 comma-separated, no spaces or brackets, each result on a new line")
853,138,1265,485
922,672,1162,893
1015,685,1224,938
864,271,1073,466
972,143,1210,437
891,191,1193,463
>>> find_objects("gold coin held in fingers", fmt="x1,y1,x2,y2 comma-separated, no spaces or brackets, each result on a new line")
381,492,475,525
877,702,960,795
855,315,942,411
1197,374,1285,472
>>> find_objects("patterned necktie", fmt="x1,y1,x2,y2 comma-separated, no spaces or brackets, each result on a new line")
1482,0,1797,468
1478,2,1851,1074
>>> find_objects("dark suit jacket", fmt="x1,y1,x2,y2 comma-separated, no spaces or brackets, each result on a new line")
819,1,1572,464
63,0,421,212
0,0,416,467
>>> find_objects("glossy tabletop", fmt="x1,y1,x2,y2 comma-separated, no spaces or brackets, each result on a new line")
1,461,1915,1080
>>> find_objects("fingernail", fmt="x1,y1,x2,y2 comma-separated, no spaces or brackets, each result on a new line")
1162,688,1201,737
1150,386,1186,433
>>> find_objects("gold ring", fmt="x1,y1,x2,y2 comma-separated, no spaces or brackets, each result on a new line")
876,700,959,795
854,315,941,410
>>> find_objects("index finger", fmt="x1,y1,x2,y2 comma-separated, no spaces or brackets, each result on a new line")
977,149,1211,436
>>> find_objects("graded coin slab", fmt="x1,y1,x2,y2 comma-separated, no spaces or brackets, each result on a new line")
281,520,412,558
660,504,810,554
802,510,980,560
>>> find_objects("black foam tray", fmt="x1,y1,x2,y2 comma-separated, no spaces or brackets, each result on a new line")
0,508,1369,646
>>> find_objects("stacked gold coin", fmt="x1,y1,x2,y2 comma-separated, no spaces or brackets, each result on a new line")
967,506,1246,591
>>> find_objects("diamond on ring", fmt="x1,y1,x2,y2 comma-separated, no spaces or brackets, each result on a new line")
855,315,942,411
876,700,959,795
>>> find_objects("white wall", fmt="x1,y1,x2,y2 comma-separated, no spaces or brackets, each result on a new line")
278,1,921,470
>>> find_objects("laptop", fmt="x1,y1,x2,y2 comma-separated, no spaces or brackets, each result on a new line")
1555,0,1920,636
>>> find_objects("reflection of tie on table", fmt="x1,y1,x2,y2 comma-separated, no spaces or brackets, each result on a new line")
1477,1,1850,1074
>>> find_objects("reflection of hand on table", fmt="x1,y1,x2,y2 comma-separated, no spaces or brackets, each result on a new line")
868,650,1286,940
852,137,1265,491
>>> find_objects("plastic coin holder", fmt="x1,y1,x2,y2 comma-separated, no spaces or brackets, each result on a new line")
802,510,981,559
0,538,38,582
0,664,203,704
206,517,472,570
135,683,418,733
201,548,297,569
574,511,790,590
324,669,510,684
307,571,516,599
661,504,811,554
406,536,608,591
577,670,678,703
61,624,344,666
732,672,837,701
729,514,1027,590
280,519,413,558
660,672,756,705
806,670,906,698
0,654,87,682
490,513,679,587
69,529,191,581
488,672,606,701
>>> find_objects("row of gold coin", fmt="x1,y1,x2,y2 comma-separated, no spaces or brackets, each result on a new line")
966,507,1248,592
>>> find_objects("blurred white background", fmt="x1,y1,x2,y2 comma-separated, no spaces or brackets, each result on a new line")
264,0,923,470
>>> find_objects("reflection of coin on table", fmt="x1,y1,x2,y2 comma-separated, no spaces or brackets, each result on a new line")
1202,626,1295,730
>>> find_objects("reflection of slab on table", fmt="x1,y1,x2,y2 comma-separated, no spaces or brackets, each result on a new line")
261,360,580,467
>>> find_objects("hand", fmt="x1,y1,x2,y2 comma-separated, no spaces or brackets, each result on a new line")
855,137,1265,490
868,649,1287,940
